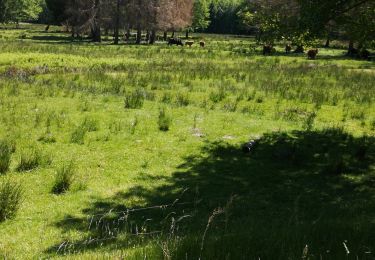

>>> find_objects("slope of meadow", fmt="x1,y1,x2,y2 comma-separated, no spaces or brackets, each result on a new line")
0,24,374,259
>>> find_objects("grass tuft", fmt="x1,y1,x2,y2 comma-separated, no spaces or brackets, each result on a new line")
52,161,75,194
0,179,23,222
124,89,145,109
158,108,172,131
0,140,15,174
16,147,49,172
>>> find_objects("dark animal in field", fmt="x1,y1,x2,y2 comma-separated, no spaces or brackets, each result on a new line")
199,41,205,47
307,49,319,59
285,44,292,54
242,140,257,154
185,41,194,47
168,38,184,46
263,45,275,55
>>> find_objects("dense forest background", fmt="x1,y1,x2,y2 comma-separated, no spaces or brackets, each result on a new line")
0,0,374,52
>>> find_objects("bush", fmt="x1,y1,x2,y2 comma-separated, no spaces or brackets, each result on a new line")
158,108,172,131
0,140,15,174
124,89,145,109
52,161,75,194
0,179,23,222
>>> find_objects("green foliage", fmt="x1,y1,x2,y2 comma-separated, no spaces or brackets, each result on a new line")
0,0,43,23
0,179,23,222
52,161,75,194
207,0,243,34
192,0,210,31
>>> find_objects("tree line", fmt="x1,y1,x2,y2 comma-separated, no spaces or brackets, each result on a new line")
238,0,375,55
1,0,374,53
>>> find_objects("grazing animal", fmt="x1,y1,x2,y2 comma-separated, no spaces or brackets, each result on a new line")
185,41,194,47
285,44,292,54
168,38,184,46
263,45,275,55
307,49,319,59
199,41,205,48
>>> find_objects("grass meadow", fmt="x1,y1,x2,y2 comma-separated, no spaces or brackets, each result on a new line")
0,24,375,259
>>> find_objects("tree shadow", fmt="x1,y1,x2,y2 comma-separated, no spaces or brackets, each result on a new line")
31,35,74,42
47,128,375,259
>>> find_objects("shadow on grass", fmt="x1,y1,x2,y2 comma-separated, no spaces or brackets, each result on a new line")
47,128,375,259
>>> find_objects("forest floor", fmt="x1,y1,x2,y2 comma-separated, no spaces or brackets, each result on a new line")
0,24,375,259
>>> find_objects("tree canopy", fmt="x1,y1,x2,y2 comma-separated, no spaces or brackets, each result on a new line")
0,0,42,23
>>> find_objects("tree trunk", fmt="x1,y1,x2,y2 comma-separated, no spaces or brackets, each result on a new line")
324,38,330,48
149,30,156,44
92,0,101,42
186,30,189,39
171,31,175,38
136,27,141,44
113,0,120,44
348,40,354,51
126,28,130,41
45,25,50,32
91,25,101,42
163,31,167,41
146,30,150,42
347,40,356,56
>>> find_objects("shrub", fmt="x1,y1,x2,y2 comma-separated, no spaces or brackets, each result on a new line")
0,179,23,222
0,140,15,174
124,89,145,109
52,161,75,194
158,108,171,131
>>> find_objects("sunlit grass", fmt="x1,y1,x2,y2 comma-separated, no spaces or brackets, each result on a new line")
0,23,374,259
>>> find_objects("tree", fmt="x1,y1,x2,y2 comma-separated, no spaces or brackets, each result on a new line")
0,0,43,24
186,0,210,37
238,0,374,54
206,0,242,34
45,0,66,24
157,0,194,35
